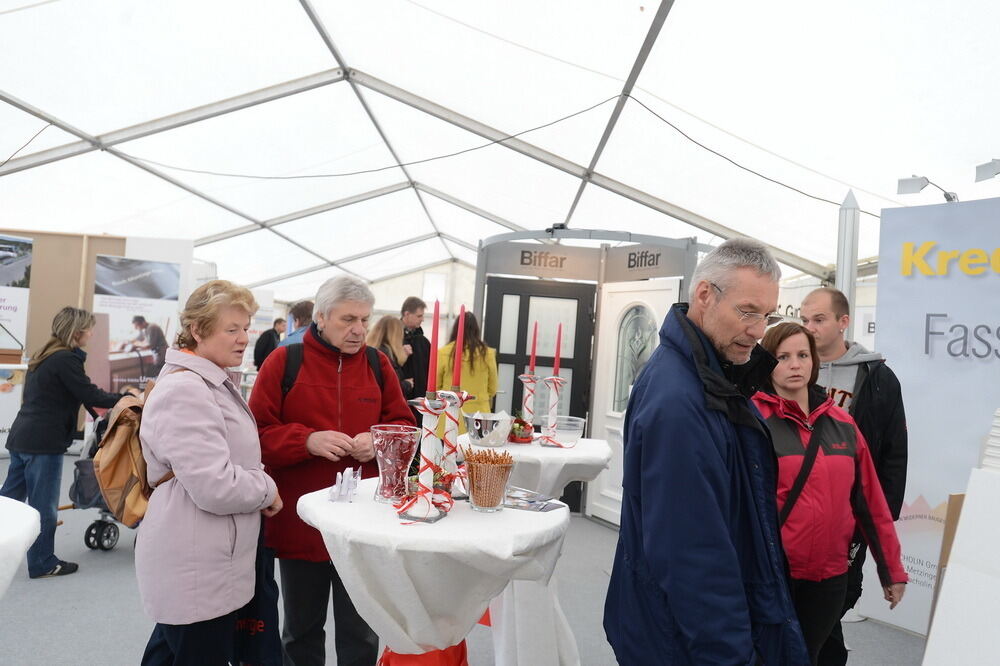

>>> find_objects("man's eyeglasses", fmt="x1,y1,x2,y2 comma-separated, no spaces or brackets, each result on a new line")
710,283,784,327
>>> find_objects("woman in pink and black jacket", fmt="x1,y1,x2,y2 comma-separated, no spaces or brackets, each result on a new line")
753,322,907,665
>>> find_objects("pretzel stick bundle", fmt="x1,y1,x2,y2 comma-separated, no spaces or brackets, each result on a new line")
462,447,514,510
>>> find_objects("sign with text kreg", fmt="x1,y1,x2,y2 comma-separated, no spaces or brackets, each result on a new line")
859,196,1000,635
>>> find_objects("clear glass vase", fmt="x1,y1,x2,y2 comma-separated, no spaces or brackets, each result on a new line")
371,424,421,504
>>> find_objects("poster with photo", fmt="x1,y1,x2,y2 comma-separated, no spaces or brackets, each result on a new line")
0,233,32,455
93,255,180,391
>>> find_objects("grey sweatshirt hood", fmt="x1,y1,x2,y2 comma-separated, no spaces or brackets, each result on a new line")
816,341,882,399
828,341,883,366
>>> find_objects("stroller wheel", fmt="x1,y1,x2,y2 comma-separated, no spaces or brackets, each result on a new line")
84,522,102,550
98,523,119,551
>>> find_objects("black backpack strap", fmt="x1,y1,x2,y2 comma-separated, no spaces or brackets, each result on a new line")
366,346,383,392
778,420,822,527
280,343,381,399
281,343,304,398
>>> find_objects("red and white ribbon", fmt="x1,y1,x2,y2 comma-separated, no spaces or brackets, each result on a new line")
397,396,449,522
437,389,470,485
517,373,538,427
540,376,572,448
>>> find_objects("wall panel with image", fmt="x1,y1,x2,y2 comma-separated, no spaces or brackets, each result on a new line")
93,255,180,391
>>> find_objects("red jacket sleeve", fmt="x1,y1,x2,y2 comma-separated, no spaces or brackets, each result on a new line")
370,349,417,433
248,346,315,469
852,426,908,585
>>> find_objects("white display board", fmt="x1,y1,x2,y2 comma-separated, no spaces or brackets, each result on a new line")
93,255,180,388
0,233,32,457
923,467,1000,664
860,197,1000,633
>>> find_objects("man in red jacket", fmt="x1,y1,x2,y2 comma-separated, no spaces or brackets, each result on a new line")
250,276,415,666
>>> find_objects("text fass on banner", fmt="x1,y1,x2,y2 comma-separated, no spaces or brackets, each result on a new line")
898,241,1000,359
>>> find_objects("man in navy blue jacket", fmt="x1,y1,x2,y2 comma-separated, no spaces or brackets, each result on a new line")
604,238,809,665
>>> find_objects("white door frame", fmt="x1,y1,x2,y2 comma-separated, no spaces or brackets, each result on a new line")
585,278,678,526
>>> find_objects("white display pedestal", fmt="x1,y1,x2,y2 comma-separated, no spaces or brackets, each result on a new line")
923,409,1000,664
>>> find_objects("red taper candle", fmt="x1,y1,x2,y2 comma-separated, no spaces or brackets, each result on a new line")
553,323,562,376
426,300,439,395
451,305,465,388
529,321,538,373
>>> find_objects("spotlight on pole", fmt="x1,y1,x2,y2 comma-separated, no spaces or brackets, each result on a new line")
975,159,1000,182
896,174,958,202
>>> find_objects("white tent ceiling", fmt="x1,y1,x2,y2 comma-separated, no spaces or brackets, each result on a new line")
2,0,999,302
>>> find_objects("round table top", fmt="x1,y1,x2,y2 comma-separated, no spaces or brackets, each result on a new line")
460,435,612,498
463,435,611,464
0,496,40,598
297,478,570,653
298,477,569,556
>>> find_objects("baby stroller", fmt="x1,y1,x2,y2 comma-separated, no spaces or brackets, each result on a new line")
66,413,121,551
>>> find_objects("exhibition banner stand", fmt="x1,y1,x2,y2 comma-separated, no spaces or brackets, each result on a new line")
93,255,179,391
0,234,32,458
860,197,1000,634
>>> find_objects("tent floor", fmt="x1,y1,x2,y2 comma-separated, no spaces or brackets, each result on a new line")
0,456,925,665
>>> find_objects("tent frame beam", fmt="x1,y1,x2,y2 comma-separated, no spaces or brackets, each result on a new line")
413,182,525,232
562,0,676,226
349,69,829,280
1,60,831,282
298,0,454,261
195,182,520,247
0,69,346,176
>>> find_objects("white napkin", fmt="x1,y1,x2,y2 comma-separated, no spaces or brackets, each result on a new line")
329,466,362,502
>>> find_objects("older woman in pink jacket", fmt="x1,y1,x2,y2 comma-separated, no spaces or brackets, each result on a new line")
136,280,282,665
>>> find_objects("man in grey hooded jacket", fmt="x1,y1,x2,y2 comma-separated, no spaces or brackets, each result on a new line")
801,287,908,666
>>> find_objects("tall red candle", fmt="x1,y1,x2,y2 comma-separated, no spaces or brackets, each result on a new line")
553,323,562,376
529,321,538,373
426,300,439,395
451,305,465,388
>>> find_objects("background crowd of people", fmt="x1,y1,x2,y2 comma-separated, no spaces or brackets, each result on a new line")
1,241,909,665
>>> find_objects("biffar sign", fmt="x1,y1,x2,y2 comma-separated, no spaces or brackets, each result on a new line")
604,243,691,283
519,250,569,269
486,242,600,281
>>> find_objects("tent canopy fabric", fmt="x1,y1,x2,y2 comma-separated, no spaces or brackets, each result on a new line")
2,0,998,301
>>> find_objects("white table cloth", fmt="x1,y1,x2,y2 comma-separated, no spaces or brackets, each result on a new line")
462,436,612,499
297,478,569,655
0,496,40,598
460,436,612,666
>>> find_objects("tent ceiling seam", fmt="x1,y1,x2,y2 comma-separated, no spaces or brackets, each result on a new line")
413,182,525,233
244,231,458,288
194,181,412,246
112,148,370,280
562,0,676,227
298,0,454,261
369,257,475,286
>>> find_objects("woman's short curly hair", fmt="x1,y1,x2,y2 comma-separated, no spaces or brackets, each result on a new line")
176,280,258,350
